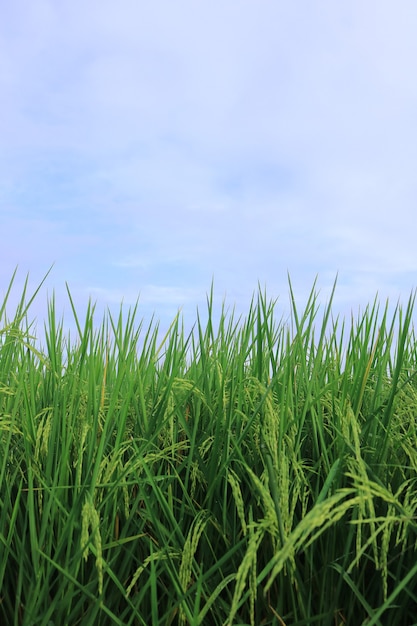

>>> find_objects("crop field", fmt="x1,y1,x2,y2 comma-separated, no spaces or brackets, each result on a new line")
1,273,417,625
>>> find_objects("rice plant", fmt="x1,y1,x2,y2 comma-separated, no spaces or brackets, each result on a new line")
1,272,417,625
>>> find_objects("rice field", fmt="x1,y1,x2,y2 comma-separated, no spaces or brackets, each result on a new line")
1,272,417,625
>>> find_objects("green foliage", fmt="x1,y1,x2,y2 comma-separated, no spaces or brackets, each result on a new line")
1,272,417,625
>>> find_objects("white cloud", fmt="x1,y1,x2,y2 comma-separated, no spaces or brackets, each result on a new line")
1,1,417,333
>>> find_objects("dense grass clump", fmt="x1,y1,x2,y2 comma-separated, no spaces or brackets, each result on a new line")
1,272,417,625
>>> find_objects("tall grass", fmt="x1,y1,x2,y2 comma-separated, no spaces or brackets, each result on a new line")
1,273,417,625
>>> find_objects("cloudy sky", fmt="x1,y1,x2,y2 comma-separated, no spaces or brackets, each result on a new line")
1,1,417,338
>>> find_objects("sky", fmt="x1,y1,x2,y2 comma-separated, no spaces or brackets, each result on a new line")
1,1,417,342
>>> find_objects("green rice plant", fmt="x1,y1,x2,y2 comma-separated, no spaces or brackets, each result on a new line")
1,271,417,625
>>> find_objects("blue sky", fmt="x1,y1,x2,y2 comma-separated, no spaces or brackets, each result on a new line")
1,1,417,338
